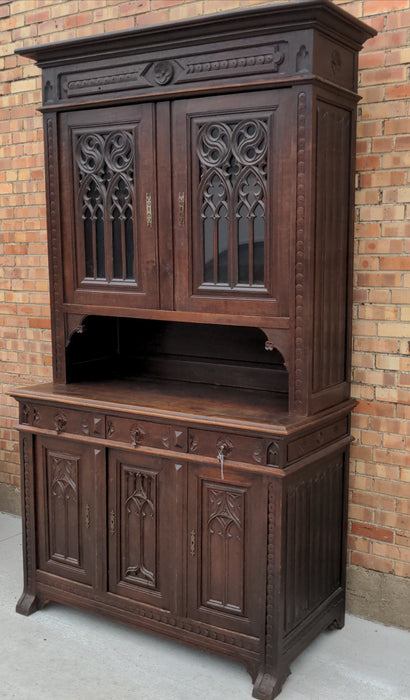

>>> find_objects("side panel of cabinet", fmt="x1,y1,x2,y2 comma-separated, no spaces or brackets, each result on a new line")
172,90,294,319
107,449,177,611
35,436,94,586
187,463,267,637
59,104,159,310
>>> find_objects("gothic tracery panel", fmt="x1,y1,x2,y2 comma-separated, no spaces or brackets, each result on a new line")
121,466,157,588
75,129,136,283
202,484,245,615
47,451,80,566
196,117,269,289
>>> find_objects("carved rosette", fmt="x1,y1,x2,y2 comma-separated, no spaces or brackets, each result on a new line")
153,60,174,85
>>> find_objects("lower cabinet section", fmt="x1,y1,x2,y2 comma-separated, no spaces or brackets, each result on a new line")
17,428,349,700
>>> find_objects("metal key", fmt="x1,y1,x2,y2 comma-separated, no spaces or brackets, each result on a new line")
217,446,225,480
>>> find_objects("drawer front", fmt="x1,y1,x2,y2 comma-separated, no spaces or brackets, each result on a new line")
105,415,187,452
287,417,349,463
20,401,105,439
188,428,267,466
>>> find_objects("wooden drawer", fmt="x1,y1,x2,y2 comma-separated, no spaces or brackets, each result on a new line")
287,417,349,463
20,401,105,438
188,428,267,466
105,415,187,452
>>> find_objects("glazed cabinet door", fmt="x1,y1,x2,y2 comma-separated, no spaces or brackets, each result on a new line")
35,436,95,586
107,449,177,611
59,104,158,310
172,90,293,319
187,462,267,638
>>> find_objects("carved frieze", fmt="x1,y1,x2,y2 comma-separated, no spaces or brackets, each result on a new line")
60,66,148,98
182,44,286,80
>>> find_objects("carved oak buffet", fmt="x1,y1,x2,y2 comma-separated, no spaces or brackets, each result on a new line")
13,2,375,698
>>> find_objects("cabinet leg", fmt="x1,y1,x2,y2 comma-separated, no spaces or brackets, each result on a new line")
16,591,40,616
252,667,289,700
327,605,345,630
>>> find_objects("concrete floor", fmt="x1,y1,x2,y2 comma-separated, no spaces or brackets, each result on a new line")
1,512,409,700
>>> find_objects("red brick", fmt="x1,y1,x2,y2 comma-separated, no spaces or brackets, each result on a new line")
351,551,394,574
351,522,394,543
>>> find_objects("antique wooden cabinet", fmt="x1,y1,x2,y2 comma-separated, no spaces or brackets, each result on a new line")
13,2,375,698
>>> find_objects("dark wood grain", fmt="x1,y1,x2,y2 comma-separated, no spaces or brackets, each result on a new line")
12,2,375,698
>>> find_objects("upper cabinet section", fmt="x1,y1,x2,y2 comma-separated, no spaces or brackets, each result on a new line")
17,1,375,109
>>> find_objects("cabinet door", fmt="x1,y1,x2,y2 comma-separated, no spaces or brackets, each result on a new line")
187,462,267,637
60,104,158,309
36,436,94,586
172,90,293,318
107,449,176,611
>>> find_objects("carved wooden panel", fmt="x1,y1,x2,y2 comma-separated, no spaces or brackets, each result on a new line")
107,450,176,610
196,117,268,289
47,452,80,565
173,90,291,318
187,463,267,637
35,437,94,585
74,128,136,284
284,454,345,634
59,105,158,309
121,467,157,588
312,102,352,395
203,485,245,614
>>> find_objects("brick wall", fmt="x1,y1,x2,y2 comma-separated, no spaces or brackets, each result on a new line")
1,0,409,616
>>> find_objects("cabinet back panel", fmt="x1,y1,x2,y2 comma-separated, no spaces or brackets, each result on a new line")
66,316,288,395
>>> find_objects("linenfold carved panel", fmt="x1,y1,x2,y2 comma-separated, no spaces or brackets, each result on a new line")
284,455,344,634
202,484,245,615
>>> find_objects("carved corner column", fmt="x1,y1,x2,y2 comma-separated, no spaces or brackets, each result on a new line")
290,89,312,416
253,479,287,700
16,433,40,616
44,113,66,383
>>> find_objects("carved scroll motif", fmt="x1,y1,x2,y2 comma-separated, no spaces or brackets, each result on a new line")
75,129,135,282
197,117,268,287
